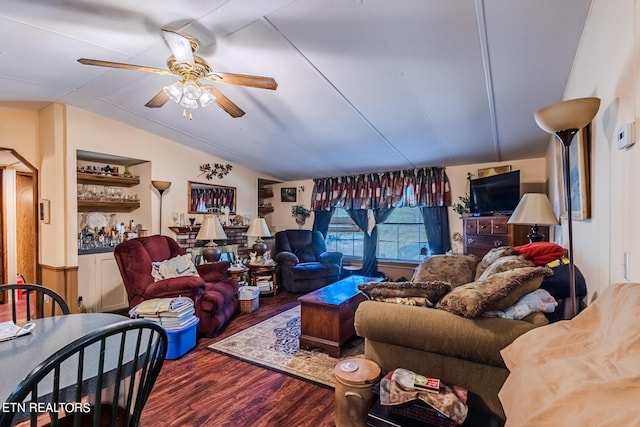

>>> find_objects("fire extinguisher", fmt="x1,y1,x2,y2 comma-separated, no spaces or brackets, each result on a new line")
16,274,25,299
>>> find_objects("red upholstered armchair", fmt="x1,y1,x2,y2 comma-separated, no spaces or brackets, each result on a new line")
114,235,239,337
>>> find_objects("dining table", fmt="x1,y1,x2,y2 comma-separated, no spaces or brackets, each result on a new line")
0,312,133,412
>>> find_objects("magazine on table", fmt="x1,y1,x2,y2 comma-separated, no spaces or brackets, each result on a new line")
0,321,35,342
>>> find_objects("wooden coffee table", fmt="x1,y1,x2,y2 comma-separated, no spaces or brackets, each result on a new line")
298,275,383,357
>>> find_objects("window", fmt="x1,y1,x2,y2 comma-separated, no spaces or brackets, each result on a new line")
325,207,429,261
377,207,428,261
325,209,363,257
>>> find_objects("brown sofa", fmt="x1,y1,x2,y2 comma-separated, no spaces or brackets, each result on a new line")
354,249,551,419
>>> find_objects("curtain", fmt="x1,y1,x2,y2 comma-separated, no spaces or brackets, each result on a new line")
421,206,451,255
312,166,452,272
312,207,335,238
311,167,450,210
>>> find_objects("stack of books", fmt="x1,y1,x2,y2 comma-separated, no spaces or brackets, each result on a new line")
129,297,196,330
256,275,273,293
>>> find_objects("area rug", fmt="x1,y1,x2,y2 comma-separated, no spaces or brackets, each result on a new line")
208,305,364,388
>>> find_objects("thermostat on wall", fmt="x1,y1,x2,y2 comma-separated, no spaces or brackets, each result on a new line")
617,123,635,149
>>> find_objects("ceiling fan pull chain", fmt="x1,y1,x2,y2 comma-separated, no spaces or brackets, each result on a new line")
181,108,193,120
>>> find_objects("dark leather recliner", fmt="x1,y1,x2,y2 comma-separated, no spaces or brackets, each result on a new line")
114,235,239,337
274,230,342,293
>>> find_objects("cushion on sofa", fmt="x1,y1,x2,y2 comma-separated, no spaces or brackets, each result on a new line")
151,253,199,281
358,281,452,303
477,255,534,281
413,255,478,288
436,266,553,317
474,246,517,280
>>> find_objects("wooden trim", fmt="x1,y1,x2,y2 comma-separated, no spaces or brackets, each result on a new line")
39,264,79,313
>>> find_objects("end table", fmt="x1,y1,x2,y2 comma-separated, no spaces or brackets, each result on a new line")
227,266,249,286
249,263,277,295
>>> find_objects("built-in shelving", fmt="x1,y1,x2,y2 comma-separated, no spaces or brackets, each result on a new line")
77,172,140,187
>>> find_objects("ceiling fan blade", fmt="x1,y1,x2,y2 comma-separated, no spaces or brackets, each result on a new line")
162,29,194,65
145,90,169,108
203,86,245,118
78,58,174,76
206,72,278,90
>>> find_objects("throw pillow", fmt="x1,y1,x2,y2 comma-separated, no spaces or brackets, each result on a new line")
436,266,552,318
477,255,534,281
413,255,478,288
151,253,200,282
474,246,517,280
358,281,452,303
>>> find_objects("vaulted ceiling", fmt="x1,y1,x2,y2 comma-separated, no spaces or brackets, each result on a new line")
0,0,591,180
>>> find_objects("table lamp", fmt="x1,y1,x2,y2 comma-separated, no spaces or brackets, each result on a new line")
197,215,227,262
247,217,271,257
508,193,559,242
534,96,600,318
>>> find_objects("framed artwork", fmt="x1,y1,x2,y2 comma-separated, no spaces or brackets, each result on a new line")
556,125,591,220
188,181,236,214
280,187,297,202
477,165,512,178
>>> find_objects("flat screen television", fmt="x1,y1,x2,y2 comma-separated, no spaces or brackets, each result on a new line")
469,170,520,216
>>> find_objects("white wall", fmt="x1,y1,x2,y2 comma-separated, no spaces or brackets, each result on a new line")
550,0,639,300
55,106,269,265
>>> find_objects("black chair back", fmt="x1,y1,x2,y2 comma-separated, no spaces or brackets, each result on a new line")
0,284,71,322
0,319,168,427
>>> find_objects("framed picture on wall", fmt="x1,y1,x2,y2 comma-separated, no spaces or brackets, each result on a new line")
477,165,512,178
188,181,236,214
281,187,297,202
556,124,591,220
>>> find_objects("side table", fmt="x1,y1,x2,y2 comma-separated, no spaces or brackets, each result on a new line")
249,263,278,295
228,266,249,286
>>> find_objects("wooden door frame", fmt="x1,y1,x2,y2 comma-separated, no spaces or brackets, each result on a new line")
0,148,38,285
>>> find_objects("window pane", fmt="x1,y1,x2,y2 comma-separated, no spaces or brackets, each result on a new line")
326,207,430,261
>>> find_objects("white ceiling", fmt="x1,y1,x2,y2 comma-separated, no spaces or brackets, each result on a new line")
0,0,591,181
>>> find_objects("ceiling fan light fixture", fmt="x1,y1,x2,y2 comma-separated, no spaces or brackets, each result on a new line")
163,82,183,103
183,82,202,100
180,97,198,109
199,89,216,108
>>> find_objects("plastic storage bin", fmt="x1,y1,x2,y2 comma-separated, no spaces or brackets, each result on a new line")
238,286,260,313
165,316,199,360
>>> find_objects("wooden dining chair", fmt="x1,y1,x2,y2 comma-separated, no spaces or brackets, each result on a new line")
0,319,168,427
0,283,71,323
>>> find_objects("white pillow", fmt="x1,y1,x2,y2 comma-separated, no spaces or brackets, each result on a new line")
151,253,199,281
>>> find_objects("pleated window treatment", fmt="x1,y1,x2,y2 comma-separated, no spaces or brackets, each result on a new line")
310,167,451,211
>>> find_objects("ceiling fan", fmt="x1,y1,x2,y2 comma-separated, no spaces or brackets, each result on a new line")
78,29,277,119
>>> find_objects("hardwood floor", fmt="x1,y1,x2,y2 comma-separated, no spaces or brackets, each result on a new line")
140,292,337,427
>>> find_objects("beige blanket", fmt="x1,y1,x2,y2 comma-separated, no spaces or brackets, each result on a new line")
499,282,640,427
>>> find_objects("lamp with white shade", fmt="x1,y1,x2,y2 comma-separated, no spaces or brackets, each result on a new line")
246,218,271,257
196,215,227,262
508,193,559,242
534,96,600,319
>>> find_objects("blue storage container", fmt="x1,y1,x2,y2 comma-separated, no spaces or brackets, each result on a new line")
165,316,199,360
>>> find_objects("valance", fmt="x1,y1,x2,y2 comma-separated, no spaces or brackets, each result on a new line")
310,167,451,211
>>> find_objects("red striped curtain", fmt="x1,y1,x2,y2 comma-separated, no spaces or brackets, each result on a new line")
310,167,451,211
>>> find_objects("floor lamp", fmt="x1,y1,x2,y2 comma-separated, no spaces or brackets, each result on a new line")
151,180,172,235
534,97,600,318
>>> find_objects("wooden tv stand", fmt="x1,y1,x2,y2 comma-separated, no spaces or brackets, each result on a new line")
462,215,549,258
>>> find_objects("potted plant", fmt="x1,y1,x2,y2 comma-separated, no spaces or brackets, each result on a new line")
452,195,470,217
291,205,311,227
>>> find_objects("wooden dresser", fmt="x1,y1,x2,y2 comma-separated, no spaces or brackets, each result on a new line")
462,215,548,258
